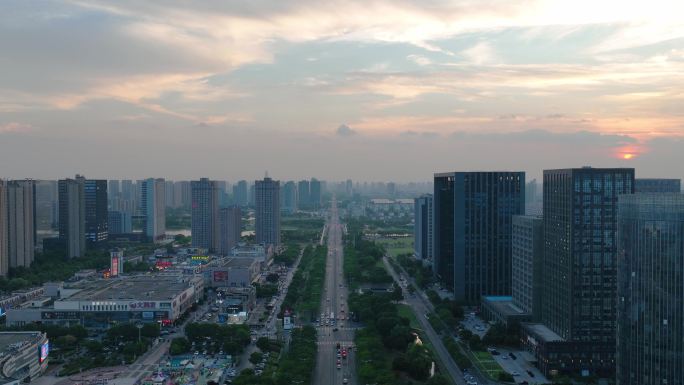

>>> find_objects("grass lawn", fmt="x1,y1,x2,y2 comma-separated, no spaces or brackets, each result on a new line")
376,237,414,257
468,349,505,379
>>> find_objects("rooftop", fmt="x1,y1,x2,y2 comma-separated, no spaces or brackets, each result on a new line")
523,323,564,342
219,257,258,268
63,276,191,301
0,332,43,355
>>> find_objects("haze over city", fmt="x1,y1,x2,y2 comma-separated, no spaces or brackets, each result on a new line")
1,0,683,181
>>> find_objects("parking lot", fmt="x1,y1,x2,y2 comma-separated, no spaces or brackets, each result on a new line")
461,314,548,385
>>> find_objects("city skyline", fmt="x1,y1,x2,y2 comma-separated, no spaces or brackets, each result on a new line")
1,1,683,181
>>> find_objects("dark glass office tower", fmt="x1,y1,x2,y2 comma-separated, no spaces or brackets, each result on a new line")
84,179,108,247
634,178,681,193
255,177,280,247
414,194,433,262
433,171,525,303
542,167,634,376
617,193,684,385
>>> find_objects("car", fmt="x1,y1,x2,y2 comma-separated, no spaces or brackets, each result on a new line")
333,327,339,332
337,364,341,370
337,359,341,364
527,370,535,377
512,371,520,376
194,351,199,355
509,352,517,360
343,378,348,384
490,350,500,355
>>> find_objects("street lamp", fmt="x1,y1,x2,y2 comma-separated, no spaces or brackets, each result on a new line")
136,322,144,343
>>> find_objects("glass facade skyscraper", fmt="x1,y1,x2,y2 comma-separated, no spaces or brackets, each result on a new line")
541,167,634,376
433,171,525,303
191,178,220,252
617,193,684,385
414,194,433,262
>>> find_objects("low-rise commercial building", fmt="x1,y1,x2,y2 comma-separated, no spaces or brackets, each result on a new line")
6,275,203,329
0,332,49,383
208,258,260,288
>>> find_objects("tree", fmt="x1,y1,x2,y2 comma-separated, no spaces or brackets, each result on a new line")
169,337,191,355
256,337,270,351
249,352,263,365
266,273,279,283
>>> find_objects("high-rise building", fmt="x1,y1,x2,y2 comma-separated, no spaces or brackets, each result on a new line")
0,181,8,276
634,178,681,193
310,178,321,209
540,167,634,376
282,181,298,213
219,206,242,255
118,179,135,214
433,171,524,303
255,177,280,247
191,178,220,252
7,180,36,268
177,181,191,208
616,193,684,385
141,178,165,242
233,180,248,207
108,211,132,234
249,184,255,207
59,176,86,258
165,180,175,208
35,180,58,232
413,194,433,262
84,179,108,247
345,179,353,196
297,180,310,208
511,215,543,321
108,180,120,204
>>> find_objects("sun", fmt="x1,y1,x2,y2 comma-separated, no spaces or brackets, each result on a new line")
623,153,634,160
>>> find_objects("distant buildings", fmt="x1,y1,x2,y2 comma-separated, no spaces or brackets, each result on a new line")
255,177,280,247
59,176,86,258
141,178,165,242
413,194,433,262
0,182,7,276
511,215,543,321
433,171,525,303
7,180,36,268
297,180,310,206
108,210,132,234
310,178,322,209
616,193,684,385
524,167,635,377
233,180,248,207
191,178,220,252
634,178,681,193
281,181,298,213
219,206,242,255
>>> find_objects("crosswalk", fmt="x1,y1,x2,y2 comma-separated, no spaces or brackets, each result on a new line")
316,326,360,331
316,340,355,346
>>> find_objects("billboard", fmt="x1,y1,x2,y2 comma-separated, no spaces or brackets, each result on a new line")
111,255,119,277
39,341,49,363
213,270,229,282
142,311,154,320
283,316,292,330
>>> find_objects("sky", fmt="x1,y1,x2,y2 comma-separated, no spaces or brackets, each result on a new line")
1,0,683,182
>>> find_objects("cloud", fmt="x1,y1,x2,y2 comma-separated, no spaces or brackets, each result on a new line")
407,54,432,66
0,122,32,134
336,124,357,136
461,42,497,64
